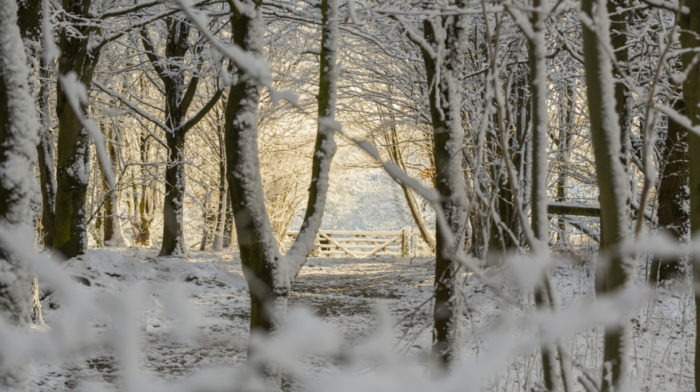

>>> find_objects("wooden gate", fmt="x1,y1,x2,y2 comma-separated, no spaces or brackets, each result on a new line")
285,228,420,258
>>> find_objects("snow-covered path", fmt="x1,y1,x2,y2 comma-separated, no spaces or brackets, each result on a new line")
29,248,694,391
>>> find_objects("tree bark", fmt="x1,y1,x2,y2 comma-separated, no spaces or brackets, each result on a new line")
581,0,631,389
224,0,338,373
488,65,528,263
150,19,191,257
554,84,574,245
228,6,277,319
212,128,227,251
223,192,234,248
385,123,436,252
17,0,52,325
132,132,156,246
141,18,222,256
17,0,58,249
36,62,56,248
527,1,562,389
31,276,44,326
650,99,688,282
608,0,632,174
53,0,100,259
416,4,470,368
677,0,700,388
102,126,127,246
0,0,39,388
160,130,187,256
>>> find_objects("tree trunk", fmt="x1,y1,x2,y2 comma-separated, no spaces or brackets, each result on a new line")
151,19,191,257
31,277,44,326
37,61,56,247
132,182,156,247
134,189,154,246
211,190,226,251
608,0,632,174
212,129,227,251
554,84,574,245
527,1,562,389
16,0,52,325
142,17,221,256
53,88,93,257
53,0,99,259
581,0,631,389
200,228,208,251
386,123,436,252
418,6,470,368
677,0,700,389
226,1,291,336
224,1,338,377
133,132,155,246
488,65,527,263
159,130,187,256
469,207,487,259
17,0,56,249
0,0,39,387
102,126,127,247
223,192,234,248
650,99,688,282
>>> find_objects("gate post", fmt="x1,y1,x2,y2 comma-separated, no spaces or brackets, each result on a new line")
401,227,411,257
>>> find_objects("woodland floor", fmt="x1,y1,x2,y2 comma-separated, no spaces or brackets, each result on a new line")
29,248,694,391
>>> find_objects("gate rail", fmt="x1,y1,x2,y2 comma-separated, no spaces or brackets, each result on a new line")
285,228,431,258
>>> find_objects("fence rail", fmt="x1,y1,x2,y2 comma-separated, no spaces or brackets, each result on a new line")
285,228,432,258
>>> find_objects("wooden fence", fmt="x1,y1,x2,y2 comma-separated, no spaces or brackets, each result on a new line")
285,228,433,258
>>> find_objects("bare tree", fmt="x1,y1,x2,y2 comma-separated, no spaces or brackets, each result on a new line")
52,0,103,258
221,0,337,373
401,0,471,368
581,0,631,389
141,16,223,256
101,124,128,246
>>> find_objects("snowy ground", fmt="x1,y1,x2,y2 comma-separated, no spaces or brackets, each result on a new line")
29,248,694,391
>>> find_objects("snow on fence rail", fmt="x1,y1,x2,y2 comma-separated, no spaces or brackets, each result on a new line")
285,228,433,258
